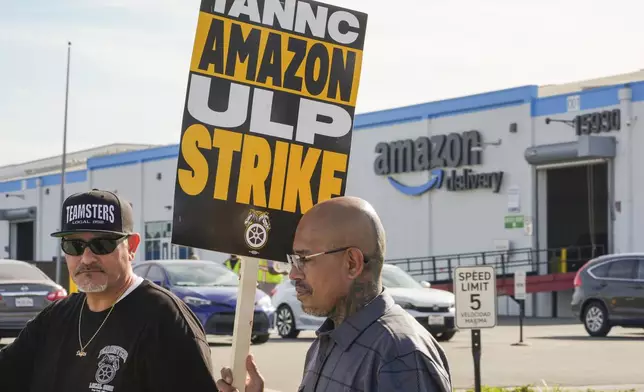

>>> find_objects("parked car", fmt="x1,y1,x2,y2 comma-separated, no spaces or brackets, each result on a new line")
133,259,275,344
0,259,67,339
271,263,458,341
571,253,644,337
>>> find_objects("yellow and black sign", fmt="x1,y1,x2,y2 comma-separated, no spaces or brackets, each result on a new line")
171,0,368,262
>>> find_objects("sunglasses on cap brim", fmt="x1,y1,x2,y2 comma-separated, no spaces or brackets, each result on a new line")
61,235,129,256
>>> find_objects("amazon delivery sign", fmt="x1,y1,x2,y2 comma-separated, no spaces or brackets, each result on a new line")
373,130,505,196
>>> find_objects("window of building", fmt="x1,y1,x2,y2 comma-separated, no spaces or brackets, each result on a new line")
144,221,190,260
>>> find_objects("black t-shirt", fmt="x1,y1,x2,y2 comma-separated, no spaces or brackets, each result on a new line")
0,279,219,392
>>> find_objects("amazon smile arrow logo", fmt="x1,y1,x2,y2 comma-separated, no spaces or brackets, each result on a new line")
386,169,445,196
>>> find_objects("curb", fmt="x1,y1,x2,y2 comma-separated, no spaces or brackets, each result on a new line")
454,384,644,392
548,385,644,391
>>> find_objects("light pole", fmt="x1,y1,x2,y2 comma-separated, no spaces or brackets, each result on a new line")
55,41,71,285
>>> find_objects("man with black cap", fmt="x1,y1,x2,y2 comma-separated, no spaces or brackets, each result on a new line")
0,189,219,391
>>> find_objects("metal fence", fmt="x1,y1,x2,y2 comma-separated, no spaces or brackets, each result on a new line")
387,244,606,284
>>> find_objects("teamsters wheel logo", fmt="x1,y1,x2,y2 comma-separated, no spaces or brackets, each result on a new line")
96,361,117,384
95,345,128,385
244,209,271,253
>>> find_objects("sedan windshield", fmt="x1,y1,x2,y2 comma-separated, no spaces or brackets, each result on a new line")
0,263,49,281
382,265,423,289
164,263,239,287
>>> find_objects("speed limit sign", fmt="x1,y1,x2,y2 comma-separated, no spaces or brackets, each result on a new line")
454,265,497,329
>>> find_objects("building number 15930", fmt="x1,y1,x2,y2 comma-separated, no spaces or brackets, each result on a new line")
470,294,481,310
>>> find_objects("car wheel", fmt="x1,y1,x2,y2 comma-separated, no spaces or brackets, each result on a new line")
251,334,270,344
583,301,611,337
276,305,300,339
435,330,456,342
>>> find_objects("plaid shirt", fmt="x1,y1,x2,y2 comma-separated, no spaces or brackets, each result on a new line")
298,289,452,392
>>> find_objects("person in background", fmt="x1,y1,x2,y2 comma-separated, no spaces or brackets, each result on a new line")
0,189,219,392
216,196,452,392
224,254,241,274
257,260,286,295
224,255,285,294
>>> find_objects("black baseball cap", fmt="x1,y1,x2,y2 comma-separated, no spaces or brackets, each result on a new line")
50,189,134,238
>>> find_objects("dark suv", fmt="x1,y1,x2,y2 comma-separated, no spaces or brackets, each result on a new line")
571,253,644,337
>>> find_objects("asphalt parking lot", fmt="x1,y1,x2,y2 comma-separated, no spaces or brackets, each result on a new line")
207,318,644,392
2,318,643,391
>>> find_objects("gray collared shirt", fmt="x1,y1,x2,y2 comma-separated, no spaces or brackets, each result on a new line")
298,289,452,392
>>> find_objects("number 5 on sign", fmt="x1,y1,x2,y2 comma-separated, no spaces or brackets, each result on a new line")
454,266,497,329
470,294,481,310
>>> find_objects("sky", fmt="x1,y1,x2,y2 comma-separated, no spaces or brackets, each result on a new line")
1,0,643,167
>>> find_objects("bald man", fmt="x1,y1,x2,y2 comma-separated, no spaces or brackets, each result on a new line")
216,197,452,392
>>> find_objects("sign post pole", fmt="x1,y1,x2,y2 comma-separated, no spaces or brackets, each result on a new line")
519,299,524,343
230,258,259,392
511,270,528,347
471,329,482,392
454,265,497,392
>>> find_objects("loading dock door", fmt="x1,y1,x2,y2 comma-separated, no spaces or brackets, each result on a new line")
525,135,616,256
0,208,37,261
15,221,35,261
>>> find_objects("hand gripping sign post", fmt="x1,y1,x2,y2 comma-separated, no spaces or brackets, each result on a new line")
170,0,368,390
454,266,497,392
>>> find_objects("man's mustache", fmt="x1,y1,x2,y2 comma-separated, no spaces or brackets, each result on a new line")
295,282,311,291
75,265,104,275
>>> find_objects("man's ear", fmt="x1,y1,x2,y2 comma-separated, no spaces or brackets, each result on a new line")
126,233,141,257
346,248,366,279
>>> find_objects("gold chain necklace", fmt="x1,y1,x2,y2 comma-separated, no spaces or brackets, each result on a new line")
76,285,129,358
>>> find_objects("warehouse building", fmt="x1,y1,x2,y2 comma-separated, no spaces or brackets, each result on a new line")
2,70,643,317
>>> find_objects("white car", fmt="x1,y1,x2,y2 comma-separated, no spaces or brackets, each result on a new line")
271,263,458,341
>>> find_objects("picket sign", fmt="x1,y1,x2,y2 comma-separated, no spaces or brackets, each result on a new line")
170,1,369,389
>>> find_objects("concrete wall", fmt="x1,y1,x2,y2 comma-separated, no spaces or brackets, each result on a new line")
346,103,535,260
633,100,644,253
346,119,433,259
